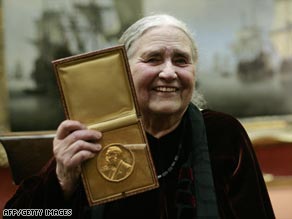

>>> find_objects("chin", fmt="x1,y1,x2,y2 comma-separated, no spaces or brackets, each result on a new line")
150,104,184,115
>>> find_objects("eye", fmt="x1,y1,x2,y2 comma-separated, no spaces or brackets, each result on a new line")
144,56,162,64
173,57,189,66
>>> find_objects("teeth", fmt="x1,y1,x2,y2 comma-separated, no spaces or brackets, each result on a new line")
155,87,177,92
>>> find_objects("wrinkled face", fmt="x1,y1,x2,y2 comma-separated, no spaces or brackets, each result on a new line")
128,26,195,117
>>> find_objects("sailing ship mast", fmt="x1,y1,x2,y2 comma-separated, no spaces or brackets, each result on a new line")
270,0,292,58
232,22,276,82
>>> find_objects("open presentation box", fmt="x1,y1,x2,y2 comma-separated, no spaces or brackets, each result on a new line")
52,45,158,206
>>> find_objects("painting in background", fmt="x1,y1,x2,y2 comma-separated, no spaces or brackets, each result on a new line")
144,0,292,117
3,0,142,131
3,0,292,131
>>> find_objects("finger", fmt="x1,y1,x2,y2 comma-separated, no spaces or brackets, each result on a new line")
70,150,97,166
55,140,101,167
71,129,102,142
60,149,97,169
56,120,87,140
53,129,102,168
65,140,102,156
63,129,102,148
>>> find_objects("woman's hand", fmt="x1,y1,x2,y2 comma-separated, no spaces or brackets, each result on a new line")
53,120,102,199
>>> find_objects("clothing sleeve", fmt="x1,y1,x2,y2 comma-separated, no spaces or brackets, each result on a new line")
203,110,275,219
4,158,91,218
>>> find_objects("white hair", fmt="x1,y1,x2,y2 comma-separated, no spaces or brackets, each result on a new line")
119,14,198,63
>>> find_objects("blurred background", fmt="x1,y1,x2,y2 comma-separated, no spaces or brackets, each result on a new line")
0,0,291,218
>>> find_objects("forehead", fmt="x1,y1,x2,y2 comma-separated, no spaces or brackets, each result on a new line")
129,26,193,58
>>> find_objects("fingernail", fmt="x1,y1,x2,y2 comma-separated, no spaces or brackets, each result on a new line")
96,132,102,138
96,144,102,150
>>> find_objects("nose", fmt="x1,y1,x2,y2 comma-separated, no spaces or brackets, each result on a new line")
159,61,177,81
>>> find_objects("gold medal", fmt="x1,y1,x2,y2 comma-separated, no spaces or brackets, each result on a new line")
97,143,135,182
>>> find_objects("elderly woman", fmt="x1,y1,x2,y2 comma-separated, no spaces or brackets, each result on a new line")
5,14,274,219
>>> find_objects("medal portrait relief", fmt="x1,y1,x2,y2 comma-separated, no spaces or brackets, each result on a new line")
97,144,135,182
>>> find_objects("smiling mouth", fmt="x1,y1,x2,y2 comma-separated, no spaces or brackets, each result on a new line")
154,86,178,92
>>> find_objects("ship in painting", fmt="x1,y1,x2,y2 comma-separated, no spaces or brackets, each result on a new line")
231,24,278,82
270,0,292,87
9,0,143,131
30,0,142,94
231,0,292,83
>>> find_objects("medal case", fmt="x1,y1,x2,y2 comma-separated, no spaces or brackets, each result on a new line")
52,45,158,206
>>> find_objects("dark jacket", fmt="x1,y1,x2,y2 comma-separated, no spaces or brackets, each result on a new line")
4,109,275,218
